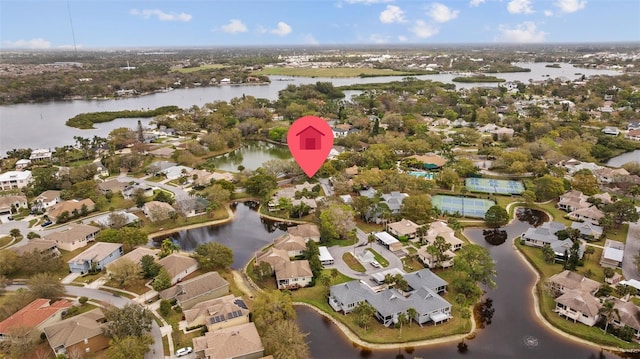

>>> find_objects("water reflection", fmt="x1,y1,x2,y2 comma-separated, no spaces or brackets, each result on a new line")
208,141,292,171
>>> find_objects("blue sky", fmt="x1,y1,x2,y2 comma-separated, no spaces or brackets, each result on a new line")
1,0,639,49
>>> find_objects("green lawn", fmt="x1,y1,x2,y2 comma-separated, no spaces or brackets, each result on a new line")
142,207,228,233
171,63,227,73
366,248,389,267
356,220,384,234
0,236,13,248
342,252,366,272
515,239,640,349
532,201,573,226
104,278,150,295
254,67,425,78
401,255,425,273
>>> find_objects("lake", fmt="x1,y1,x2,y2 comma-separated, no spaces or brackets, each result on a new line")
607,150,640,168
208,140,292,172
297,208,625,359
0,62,621,154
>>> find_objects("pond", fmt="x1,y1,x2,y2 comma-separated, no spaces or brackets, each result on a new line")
207,140,292,172
297,210,625,359
158,202,287,268
607,150,640,168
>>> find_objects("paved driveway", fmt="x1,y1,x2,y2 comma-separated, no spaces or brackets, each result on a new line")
118,175,191,203
326,235,405,280
622,207,640,281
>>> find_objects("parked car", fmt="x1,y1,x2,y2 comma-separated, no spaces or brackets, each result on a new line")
41,220,52,227
370,260,380,268
176,347,193,357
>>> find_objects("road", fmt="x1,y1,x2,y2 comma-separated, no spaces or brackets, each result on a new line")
621,207,640,281
6,285,165,359
118,175,192,203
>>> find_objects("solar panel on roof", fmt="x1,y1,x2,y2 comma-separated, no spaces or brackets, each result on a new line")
234,299,248,310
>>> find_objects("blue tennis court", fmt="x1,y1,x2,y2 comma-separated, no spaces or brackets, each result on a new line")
408,171,435,180
431,195,495,218
465,178,525,195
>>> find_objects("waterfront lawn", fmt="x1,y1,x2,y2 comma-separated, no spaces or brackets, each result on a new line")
140,207,228,233
342,253,366,272
532,201,573,226
515,240,640,349
246,262,277,291
365,248,389,267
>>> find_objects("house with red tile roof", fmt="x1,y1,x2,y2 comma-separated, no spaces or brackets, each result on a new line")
0,298,72,340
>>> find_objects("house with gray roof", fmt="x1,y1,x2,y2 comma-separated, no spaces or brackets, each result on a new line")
522,222,585,260
600,239,625,268
67,243,123,274
159,271,229,309
329,269,451,327
570,221,603,241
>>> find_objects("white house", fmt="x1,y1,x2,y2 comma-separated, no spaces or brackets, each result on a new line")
0,171,33,190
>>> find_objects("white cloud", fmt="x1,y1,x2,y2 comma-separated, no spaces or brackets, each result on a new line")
370,34,391,44
304,34,319,45
507,0,534,14
410,20,439,38
497,21,547,42
57,44,83,49
428,3,459,23
2,38,51,49
469,0,486,6
345,0,393,4
221,19,248,34
380,5,406,24
555,0,586,13
129,9,192,22
544,10,554,16
398,35,408,42
270,22,292,36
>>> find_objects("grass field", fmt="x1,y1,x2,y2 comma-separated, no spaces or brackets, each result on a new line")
342,252,366,272
171,64,227,73
254,67,422,78
366,248,389,267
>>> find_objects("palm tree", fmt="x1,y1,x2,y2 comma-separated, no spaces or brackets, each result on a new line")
406,308,417,328
599,299,620,334
368,233,376,248
416,225,428,244
397,312,408,338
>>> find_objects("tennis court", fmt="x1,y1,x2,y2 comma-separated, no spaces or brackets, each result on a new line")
431,195,495,218
408,171,435,180
465,178,525,195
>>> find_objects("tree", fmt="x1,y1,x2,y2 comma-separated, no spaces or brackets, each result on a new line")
406,307,417,328
397,312,409,337
484,205,509,227
105,335,154,359
318,203,356,242
107,212,129,229
426,236,451,269
454,245,496,288
97,227,148,252
193,242,234,271
252,291,297,332
571,170,600,196
603,267,615,279
159,299,172,317
159,238,179,258
28,273,65,299
108,259,142,287
255,261,274,281
102,304,153,338
0,250,20,275
564,241,582,271
262,319,310,359
533,175,566,201
523,190,537,205
399,194,432,224
9,228,21,239
542,243,556,264
140,255,160,279
152,268,172,291
352,301,376,330
599,299,620,334
435,168,460,190
244,172,277,198
602,200,639,228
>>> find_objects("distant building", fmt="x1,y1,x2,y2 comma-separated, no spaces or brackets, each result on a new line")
0,170,33,190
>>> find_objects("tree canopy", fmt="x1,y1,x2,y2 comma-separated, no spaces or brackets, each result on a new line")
193,241,234,271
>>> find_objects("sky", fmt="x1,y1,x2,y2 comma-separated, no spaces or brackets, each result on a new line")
1,0,639,49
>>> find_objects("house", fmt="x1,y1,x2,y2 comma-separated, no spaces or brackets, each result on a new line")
274,260,313,290
122,183,154,200
557,190,589,212
521,222,585,259
329,269,451,327
105,247,159,273
554,290,602,326
629,121,640,131
43,224,101,252
611,299,640,339
43,309,108,357
626,129,640,141
596,168,630,184
192,322,264,359
29,149,52,162
273,234,306,257
424,221,464,250
568,206,605,225
318,246,334,265
161,165,193,180
67,243,123,274
146,160,177,175
183,295,250,331
15,159,31,170
96,179,128,195
386,219,423,239
33,190,61,211
158,253,198,284
602,126,620,136
406,154,447,170
10,239,60,258
381,192,409,214
48,199,95,222
331,127,348,138
90,210,139,228
600,239,625,268
159,272,229,309
417,246,456,269
297,126,326,149
548,270,600,295
288,223,321,242
142,201,175,222
374,232,403,252
570,221,603,240
0,170,33,190
148,147,175,158
0,299,72,341
0,195,27,215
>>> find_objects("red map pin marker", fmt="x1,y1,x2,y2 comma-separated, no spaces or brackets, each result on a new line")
287,116,334,178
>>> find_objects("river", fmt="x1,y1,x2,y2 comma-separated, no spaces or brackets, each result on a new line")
0,63,620,154
297,209,625,359
607,150,640,168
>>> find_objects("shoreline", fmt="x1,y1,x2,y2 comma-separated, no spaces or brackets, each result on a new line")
147,204,235,240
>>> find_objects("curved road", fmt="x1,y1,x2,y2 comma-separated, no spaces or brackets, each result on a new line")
622,209,640,281
6,285,164,359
